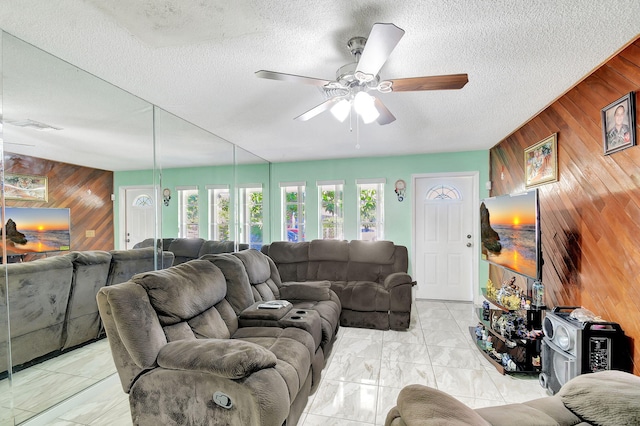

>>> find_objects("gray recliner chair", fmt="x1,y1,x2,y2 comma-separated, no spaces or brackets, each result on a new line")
97,259,316,426
385,370,640,426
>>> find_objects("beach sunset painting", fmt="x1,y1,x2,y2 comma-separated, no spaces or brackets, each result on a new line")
480,191,539,278
3,207,71,255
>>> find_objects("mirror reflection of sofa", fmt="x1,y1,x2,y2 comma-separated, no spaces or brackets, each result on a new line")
0,247,174,375
133,237,249,264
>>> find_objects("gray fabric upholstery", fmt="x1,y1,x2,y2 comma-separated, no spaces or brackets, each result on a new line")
231,249,341,359
264,239,415,330
63,250,112,349
133,237,249,264
0,255,74,371
387,371,640,426
1,246,177,375
167,237,205,264
98,258,317,425
107,247,174,286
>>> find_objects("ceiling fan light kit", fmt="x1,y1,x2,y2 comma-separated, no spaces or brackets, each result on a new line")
256,22,468,126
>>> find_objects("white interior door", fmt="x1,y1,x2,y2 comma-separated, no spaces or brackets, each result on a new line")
121,186,156,249
413,174,477,301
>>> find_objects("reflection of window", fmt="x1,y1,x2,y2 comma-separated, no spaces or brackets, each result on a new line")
281,182,305,242
207,185,230,241
178,186,199,238
425,185,461,200
133,194,153,207
239,184,263,249
318,180,344,240
357,179,385,241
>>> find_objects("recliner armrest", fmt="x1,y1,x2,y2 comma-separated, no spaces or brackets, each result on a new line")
279,280,332,301
157,339,277,379
384,272,415,290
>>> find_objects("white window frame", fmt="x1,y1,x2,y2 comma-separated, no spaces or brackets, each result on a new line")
177,186,199,238
239,183,263,249
357,178,385,241
207,184,230,241
317,180,344,240
280,181,306,242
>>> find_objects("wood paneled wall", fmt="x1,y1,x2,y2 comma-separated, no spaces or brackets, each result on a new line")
4,153,114,259
489,38,640,374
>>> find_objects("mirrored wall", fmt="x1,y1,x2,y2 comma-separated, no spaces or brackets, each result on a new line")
0,30,270,425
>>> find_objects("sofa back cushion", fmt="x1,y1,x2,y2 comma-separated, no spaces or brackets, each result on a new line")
267,241,310,282
347,240,407,283
0,255,74,370
63,250,113,349
167,238,205,265
233,249,281,301
107,247,174,286
307,240,349,281
198,240,235,256
201,253,256,314
132,260,226,325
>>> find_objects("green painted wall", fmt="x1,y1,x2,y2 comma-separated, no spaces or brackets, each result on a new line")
114,150,490,295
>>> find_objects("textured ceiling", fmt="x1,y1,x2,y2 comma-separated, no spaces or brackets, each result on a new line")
1,1,640,170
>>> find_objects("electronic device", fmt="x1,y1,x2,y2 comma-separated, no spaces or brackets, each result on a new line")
480,189,541,280
3,207,71,256
538,307,631,395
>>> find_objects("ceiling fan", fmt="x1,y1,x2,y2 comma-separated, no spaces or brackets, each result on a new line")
256,23,468,125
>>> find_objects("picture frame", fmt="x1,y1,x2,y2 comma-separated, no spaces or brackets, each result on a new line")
4,173,48,201
601,92,636,155
524,133,558,188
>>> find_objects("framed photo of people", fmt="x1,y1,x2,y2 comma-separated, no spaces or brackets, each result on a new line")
601,92,636,155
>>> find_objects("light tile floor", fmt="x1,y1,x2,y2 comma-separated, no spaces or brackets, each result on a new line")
5,300,549,425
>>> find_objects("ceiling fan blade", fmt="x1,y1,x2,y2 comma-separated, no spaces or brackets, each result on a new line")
294,98,341,121
390,74,469,92
355,23,405,78
373,97,396,125
255,70,331,87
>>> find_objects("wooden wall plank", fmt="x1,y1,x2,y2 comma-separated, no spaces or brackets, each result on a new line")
4,153,114,259
489,38,640,374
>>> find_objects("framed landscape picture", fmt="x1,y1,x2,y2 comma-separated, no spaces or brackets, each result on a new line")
4,173,48,201
601,92,636,155
525,133,558,188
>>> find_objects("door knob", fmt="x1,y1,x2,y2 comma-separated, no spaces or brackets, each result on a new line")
466,242,472,247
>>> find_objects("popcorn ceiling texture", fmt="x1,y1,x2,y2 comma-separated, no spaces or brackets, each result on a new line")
0,0,639,168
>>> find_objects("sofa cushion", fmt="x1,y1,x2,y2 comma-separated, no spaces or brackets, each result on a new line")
392,384,490,426
234,249,272,284
309,239,349,261
132,260,226,325
348,240,395,264
559,370,640,425
201,253,256,314
331,281,389,311
198,240,235,256
157,339,277,379
269,241,310,263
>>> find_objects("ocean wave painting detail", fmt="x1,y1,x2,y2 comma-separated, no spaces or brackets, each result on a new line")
9,230,71,254
484,224,536,278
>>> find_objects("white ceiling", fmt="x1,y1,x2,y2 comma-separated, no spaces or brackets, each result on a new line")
1,1,640,170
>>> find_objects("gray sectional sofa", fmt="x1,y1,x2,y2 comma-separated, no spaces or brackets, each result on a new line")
98,254,342,426
0,247,176,374
262,239,416,330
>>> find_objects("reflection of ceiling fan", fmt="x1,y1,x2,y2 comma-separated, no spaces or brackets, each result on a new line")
256,23,468,125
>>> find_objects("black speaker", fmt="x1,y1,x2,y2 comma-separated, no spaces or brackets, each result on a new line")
538,307,631,395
